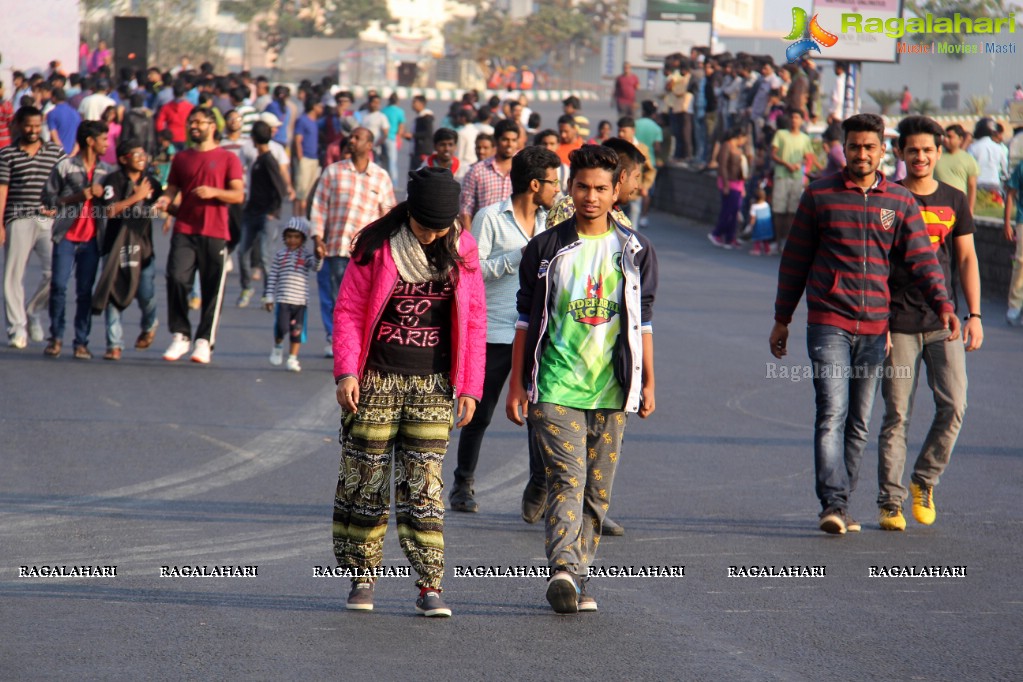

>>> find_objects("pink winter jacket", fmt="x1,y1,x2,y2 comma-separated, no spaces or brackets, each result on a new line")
332,230,487,401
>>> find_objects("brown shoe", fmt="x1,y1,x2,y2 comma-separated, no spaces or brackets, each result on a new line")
73,345,93,360
135,326,157,350
43,339,62,358
103,347,122,361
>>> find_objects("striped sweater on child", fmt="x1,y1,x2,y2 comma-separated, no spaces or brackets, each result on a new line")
264,247,322,306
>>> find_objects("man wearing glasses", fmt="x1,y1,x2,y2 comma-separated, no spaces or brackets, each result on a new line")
450,145,562,513
155,108,244,364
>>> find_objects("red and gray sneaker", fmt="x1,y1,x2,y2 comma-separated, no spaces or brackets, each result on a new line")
416,588,452,617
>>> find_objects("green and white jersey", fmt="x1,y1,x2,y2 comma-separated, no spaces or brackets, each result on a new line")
536,228,625,409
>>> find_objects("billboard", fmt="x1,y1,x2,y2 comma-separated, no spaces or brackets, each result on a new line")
642,0,714,60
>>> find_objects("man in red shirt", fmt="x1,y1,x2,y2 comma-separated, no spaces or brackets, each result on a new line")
155,81,194,148
155,108,244,364
614,62,640,117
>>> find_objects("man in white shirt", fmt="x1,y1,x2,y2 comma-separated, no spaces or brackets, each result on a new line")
78,78,116,122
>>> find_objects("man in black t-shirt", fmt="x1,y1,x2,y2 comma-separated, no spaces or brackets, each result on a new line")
236,121,289,307
878,116,984,531
99,138,163,359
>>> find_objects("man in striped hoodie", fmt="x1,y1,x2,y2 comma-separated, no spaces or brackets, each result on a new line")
769,113,960,535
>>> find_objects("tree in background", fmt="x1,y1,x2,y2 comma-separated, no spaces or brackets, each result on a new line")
868,89,901,115
444,0,627,82
221,0,393,66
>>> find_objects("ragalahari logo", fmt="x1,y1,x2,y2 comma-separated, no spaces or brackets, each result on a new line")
784,7,839,62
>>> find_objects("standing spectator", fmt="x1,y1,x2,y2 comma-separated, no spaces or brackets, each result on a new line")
264,85,293,148
45,88,80,155
100,106,121,165
613,62,640,116
309,127,396,356
155,81,194,149
42,120,113,359
967,118,1007,201
360,94,390,163
154,108,244,364
562,95,590,140
474,133,495,163
459,119,518,232
770,109,815,250
769,113,959,535
899,86,913,115
0,82,14,150
229,86,258,139
252,77,272,111
452,146,561,513
292,98,322,218
697,60,720,165
381,93,407,185
236,121,289,308
78,78,116,122
408,95,435,167
79,38,91,74
1002,152,1023,326
331,167,485,617
829,62,847,119
420,128,463,181
708,126,748,248
784,63,809,120
455,110,479,166
121,93,156,159
555,114,583,167
617,117,657,227
664,57,693,162
1,107,65,347
87,40,112,75
97,138,163,360
935,123,979,213
802,56,821,121
263,217,321,373
821,127,846,178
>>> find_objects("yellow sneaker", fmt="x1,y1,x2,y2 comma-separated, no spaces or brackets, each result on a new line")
911,483,936,525
879,507,906,531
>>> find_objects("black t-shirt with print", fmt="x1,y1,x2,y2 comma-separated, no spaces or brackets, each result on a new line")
367,278,453,376
890,181,975,333
101,168,164,258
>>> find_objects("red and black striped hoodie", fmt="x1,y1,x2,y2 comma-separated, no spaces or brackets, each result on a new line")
774,170,952,335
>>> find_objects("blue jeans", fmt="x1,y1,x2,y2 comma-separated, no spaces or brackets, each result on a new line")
105,257,158,349
238,210,272,291
318,256,349,342
49,238,100,347
806,324,886,512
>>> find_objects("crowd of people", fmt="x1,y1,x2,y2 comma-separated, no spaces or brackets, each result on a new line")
0,41,1012,617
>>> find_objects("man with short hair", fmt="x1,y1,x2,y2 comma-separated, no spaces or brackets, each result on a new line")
562,95,590,140
293,98,322,217
420,128,462,181
451,145,562,513
0,107,65,347
614,62,640,117
155,81,194,149
770,113,960,535
359,94,390,163
45,88,80,155
155,108,245,364
309,127,395,355
770,108,815,250
78,78,116,122
555,114,582,167
877,115,982,531
459,119,518,232
934,124,979,213
42,119,113,359
408,95,435,166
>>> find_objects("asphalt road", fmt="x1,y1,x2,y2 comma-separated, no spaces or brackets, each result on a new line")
1,202,1021,680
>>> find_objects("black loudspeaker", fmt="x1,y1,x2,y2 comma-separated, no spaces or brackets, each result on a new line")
113,17,148,77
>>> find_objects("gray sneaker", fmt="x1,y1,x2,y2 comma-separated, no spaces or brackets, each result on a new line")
415,589,452,617
578,579,598,612
346,581,374,611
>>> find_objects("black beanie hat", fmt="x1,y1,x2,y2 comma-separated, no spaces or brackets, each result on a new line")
407,166,461,230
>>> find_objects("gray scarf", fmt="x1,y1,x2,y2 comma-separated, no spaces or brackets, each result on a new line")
390,224,450,283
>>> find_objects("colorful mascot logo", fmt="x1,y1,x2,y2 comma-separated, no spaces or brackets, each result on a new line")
784,7,839,63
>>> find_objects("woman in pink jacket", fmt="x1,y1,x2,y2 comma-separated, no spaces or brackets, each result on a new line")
331,167,486,618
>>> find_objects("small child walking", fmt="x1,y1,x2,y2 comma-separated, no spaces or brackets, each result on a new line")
263,217,322,372
748,188,775,256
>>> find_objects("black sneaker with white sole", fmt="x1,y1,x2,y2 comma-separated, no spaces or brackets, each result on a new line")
346,581,375,611
416,589,452,617
546,571,579,614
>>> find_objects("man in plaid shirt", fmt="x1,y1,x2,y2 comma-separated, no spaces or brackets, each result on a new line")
459,119,519,232
310,127,395,353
